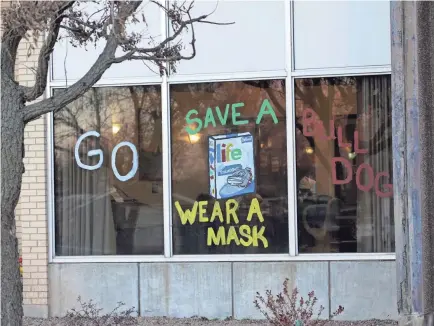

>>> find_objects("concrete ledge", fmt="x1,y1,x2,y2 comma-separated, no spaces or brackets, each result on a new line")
330,261,398,321
232,262,329,320
139,262,232,319
47,260,398,321
49,263,139,317
23,304,48,318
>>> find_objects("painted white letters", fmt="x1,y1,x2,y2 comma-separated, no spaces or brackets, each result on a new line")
111,141,138,182
74,130,138,182
74,131,103,171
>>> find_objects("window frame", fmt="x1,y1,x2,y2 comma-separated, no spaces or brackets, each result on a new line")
47,0,394,263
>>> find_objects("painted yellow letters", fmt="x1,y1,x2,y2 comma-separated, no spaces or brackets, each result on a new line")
198,200,209,222
210,201,224,223
246,198,264,222
207,226,226,246
225,199,239,224
206,225,268,248
176,198,268,248
175,201,198,225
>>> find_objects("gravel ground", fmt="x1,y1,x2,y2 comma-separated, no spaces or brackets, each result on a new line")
24,317,398,326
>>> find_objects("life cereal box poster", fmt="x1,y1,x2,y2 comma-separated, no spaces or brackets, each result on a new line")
208,132,255,200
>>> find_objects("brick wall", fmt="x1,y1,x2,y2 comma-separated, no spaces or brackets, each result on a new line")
21,118,49,309
15,33,49,317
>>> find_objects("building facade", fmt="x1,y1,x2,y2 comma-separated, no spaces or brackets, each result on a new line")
15,0,399,321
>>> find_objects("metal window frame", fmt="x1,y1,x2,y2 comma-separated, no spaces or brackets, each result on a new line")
47,0,395,264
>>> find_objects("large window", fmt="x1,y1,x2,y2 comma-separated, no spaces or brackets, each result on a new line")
294,76,394,253
170,80,288,254
51,76,394,258
54,86,163,255
47,0,395,260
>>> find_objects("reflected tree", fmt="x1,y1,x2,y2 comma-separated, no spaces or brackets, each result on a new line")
54,86,161,256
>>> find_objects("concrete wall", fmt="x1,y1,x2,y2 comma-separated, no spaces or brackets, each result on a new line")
49,261,398,321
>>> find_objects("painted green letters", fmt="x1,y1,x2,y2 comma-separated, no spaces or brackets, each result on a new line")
204,107,217,129
215,104,230,126
185,109,202,135
185,99,277,135
232,102,248,125
256,99,278,124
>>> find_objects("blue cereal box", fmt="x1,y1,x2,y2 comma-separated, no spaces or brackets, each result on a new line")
208,132,255,200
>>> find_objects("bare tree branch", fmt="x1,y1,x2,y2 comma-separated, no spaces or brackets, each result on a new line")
22,1,143,122
22,2,75,102
23,36,118,123
294,82,311,105
114,1,233,73
21,1,232,122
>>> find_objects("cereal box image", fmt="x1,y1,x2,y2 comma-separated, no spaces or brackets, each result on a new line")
208,132,255,200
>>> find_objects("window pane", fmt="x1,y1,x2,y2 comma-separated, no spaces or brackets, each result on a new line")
294,76,394,253
53,86,163,255
170,80,288,255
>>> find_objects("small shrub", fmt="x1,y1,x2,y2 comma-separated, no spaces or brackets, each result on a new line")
62,296,137,326
254,278,344,326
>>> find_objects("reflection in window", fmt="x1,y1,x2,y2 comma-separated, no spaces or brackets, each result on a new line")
53,86,163,255
170,80,288,254
294,76,394,253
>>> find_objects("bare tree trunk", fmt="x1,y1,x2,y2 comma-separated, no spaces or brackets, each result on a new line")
1,80,25,326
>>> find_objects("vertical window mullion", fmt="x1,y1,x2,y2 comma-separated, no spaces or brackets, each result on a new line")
286,78,298,257
286,0,298,256
162,79,172,258
47,109,55,262
161,0,172,258
47,49,56,261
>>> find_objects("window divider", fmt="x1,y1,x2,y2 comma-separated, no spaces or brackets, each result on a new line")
46,47,56,263
166,71,287,84
161,0,173,258
162,77,172,258
286,78,298,257
49,77,163,88
46,99,55,263
291,66,391,78
286,0,297,256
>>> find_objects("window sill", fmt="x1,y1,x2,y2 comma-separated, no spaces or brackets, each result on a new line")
50,252,396,264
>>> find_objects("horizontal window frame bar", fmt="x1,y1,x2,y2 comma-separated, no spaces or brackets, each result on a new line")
291,65,391,78
49,77,162,88
49,67,391,89
167,70,287,84
50,253,396,264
